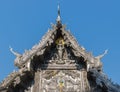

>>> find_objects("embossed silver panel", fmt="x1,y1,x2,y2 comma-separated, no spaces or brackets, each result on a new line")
39,70,90,92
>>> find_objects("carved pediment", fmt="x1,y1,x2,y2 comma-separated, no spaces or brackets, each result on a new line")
35,33,87,70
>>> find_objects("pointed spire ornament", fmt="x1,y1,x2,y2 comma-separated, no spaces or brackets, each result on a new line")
56,4,62,29
56,4,61,22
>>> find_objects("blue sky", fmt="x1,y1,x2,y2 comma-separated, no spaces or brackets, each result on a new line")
0,0,120,84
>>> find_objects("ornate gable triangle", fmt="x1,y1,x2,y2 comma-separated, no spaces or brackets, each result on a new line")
19,23,89,68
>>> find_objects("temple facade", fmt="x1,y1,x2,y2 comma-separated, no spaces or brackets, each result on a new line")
0,6,120,92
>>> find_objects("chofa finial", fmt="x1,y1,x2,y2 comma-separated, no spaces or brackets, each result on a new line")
9,46,21,57
95,49,108,59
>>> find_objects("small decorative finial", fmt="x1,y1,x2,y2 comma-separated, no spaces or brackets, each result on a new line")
57,4,61,22
9,46,21,57
95,49,108,59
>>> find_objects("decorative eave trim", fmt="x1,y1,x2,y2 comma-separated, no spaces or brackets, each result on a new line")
0,67,31,90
